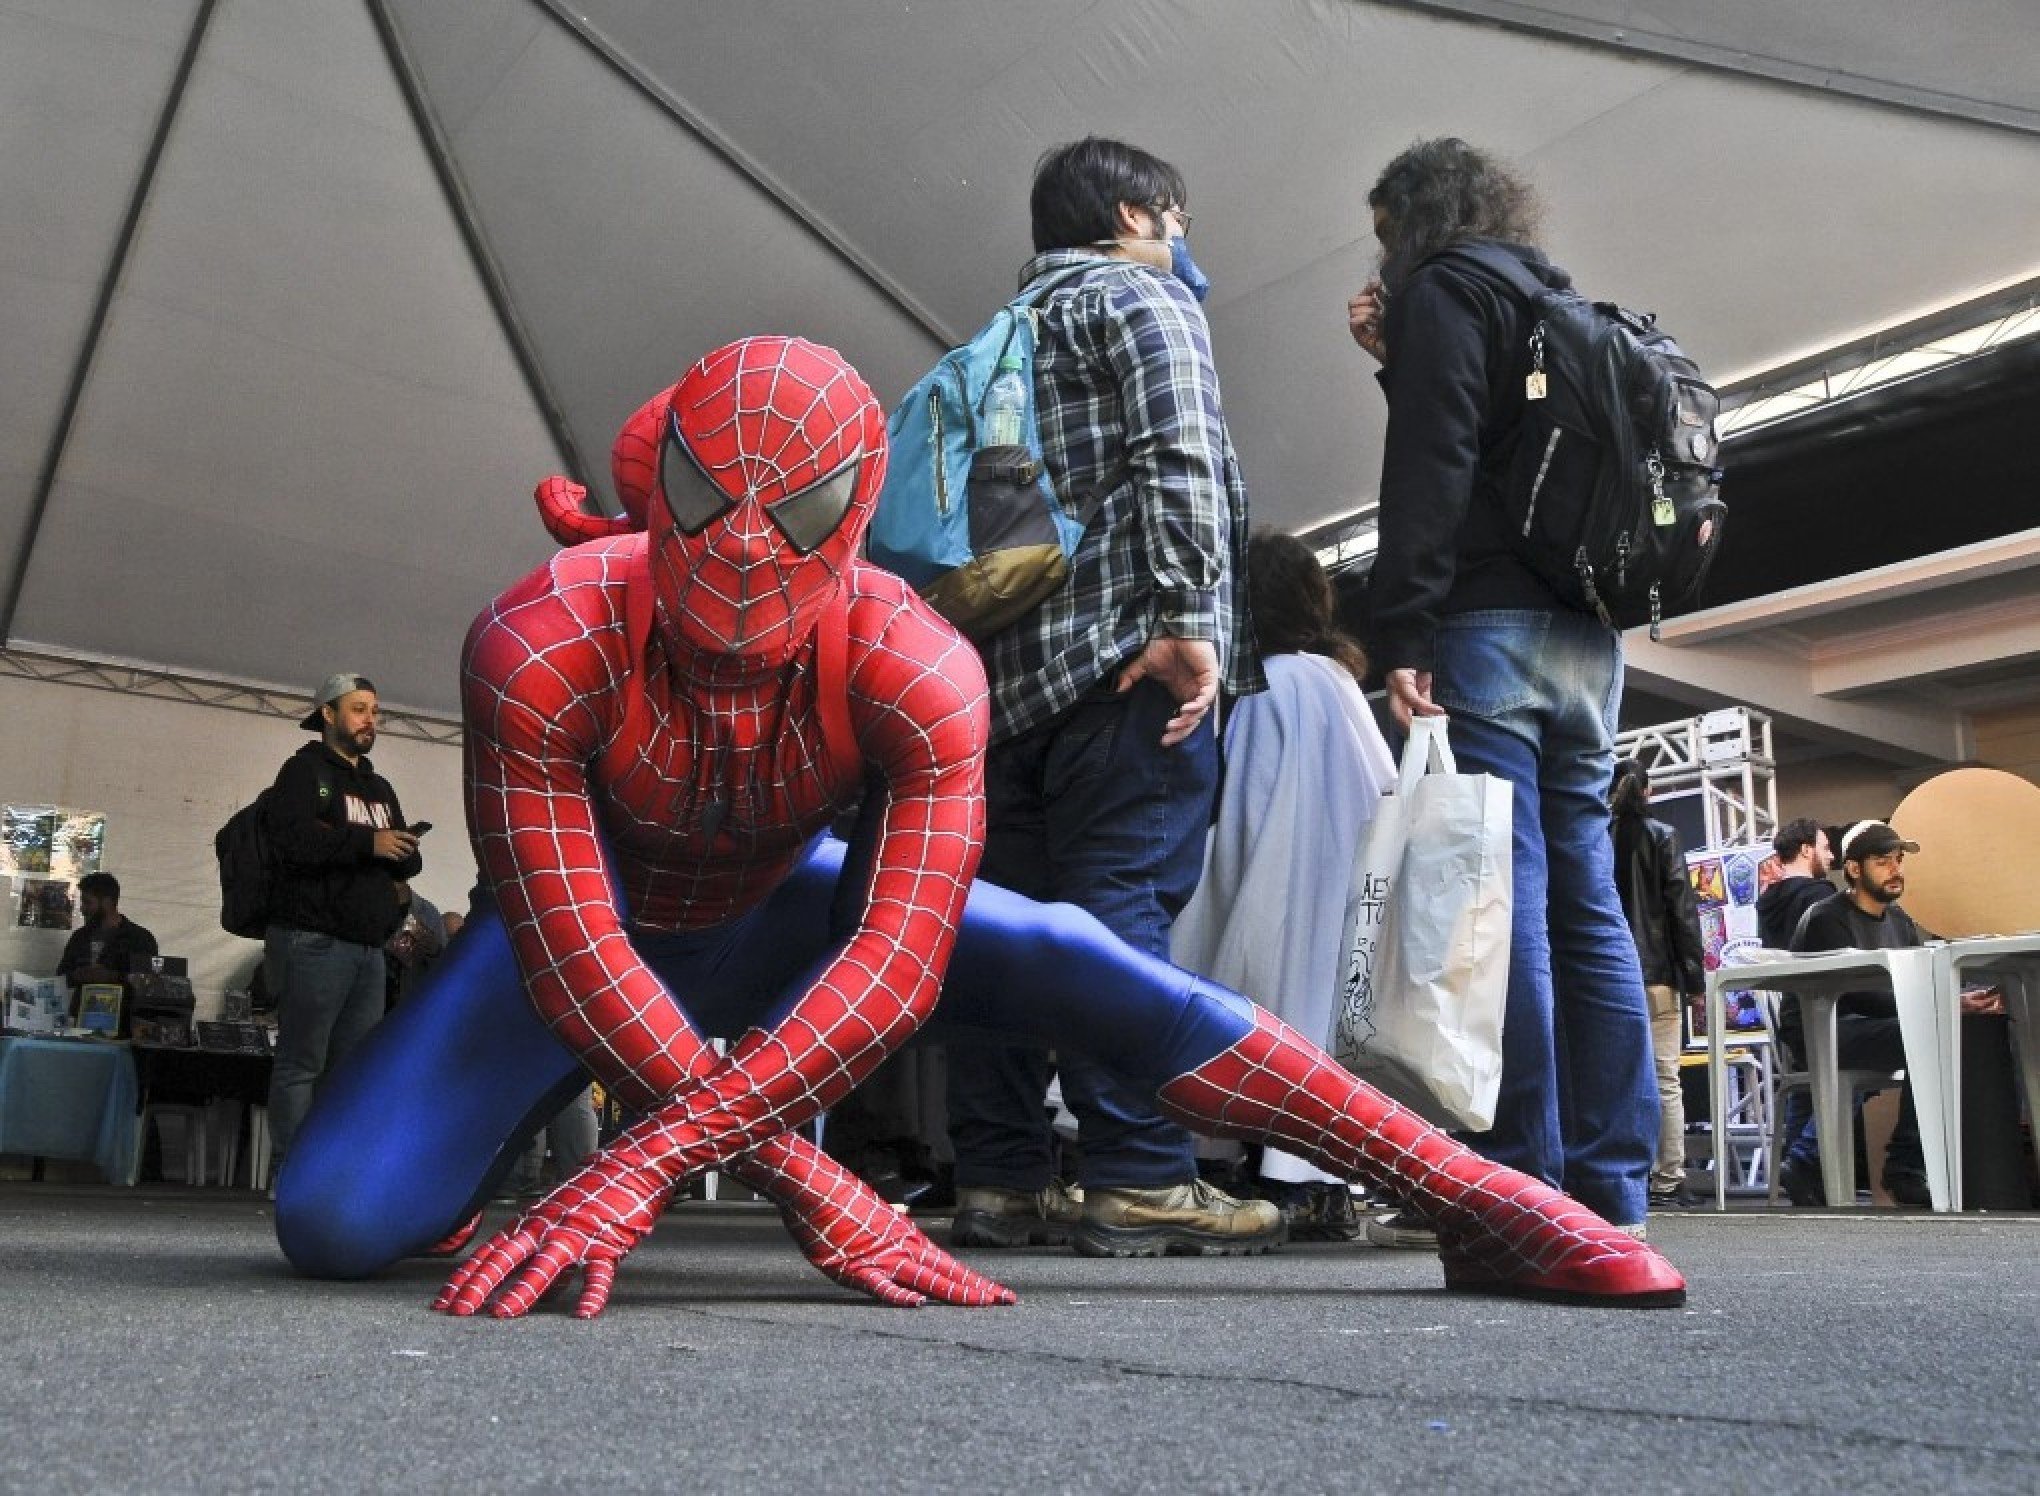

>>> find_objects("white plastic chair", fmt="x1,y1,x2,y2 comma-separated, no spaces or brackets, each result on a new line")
138,1102,209,1185
1756,988,1903,1205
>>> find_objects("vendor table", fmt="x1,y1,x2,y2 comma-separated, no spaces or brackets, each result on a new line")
0,1035,138,1184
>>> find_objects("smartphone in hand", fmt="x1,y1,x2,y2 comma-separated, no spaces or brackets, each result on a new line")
408,821,433,837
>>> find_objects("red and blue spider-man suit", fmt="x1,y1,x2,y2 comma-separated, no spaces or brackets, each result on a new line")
274,336,1685,1316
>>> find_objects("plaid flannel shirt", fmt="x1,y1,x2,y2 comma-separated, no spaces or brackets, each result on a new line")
979,248,1262,743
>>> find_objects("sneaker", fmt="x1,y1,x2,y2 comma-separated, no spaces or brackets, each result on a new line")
950,1181,1084,1248
1777,1153,1825,1208
1647,1184,1697,1211
1073,1178,1287,1258
1617,1220,1649,1240
1364,1207,1439,1250
1881,1166,1932,1208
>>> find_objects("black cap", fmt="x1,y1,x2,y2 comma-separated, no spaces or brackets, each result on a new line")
1837,820,1919,863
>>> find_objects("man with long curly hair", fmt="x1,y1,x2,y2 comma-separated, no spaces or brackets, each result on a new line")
1346,139,1659,1246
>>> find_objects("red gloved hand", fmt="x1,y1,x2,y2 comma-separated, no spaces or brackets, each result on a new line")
435,1145,670,1320
773,1162,1015,1308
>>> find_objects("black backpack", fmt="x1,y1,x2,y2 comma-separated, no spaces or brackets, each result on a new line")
1442,243,1726,637
215,791,281,939
214,767,328,939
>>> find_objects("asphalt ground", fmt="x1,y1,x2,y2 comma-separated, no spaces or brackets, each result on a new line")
1,1186,2035,1495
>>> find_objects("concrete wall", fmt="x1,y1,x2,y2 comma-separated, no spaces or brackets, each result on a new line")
1973,701,2040,787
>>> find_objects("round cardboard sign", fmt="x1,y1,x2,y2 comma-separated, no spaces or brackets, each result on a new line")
1888,767,2040,938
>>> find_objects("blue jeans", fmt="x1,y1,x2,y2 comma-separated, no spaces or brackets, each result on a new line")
266,927,386,1164
945,680,1217,1191
1430,609,1655,1225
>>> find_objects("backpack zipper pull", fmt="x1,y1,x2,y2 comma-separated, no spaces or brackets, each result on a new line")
1647,451,1674,527
1526,323,1548,401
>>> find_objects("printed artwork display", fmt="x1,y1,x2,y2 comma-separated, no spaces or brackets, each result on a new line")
1724,849,1761,907
1687,857,1727,906
1683,840,1773,1045
14,879,72,930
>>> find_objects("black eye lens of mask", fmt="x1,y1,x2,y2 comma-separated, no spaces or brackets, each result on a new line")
766,459,859,554
660,410,738,535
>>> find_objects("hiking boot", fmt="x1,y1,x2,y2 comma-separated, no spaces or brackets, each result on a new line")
950,1181,1084,1248
1073,1178,1287,1258
1364,1207,1439,1250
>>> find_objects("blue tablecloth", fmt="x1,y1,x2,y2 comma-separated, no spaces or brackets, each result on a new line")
0,1036,138,1184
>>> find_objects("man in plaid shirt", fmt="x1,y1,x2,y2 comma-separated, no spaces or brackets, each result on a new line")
946,137,1281,1258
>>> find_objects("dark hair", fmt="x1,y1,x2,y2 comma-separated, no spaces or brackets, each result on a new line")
1367,138,1542,293
1031,137,1187,253
1246,529,1368,683
79,871,120,901
1772,816,1824,861
1609,758,1650,818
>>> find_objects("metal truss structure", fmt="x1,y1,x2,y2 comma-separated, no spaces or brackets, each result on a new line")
0,646,463,748
1615,705,1777,853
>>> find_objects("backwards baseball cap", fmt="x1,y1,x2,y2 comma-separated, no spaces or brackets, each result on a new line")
1836,820,1920,863
300,672,377,731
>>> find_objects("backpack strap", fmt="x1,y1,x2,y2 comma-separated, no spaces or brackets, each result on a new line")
1015,260,1106,310
1008,260,1130,535
1435,241,1553,306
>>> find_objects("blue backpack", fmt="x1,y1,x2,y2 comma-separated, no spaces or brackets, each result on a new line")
868,265,1107,640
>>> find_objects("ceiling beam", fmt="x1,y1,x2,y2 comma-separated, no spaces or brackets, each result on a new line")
1623,632,1966,765
1809,596,2040,699
365,0,593,494
531,0,956,353
1655,528,2040,646
2,0,218,645
1377,1,2039,136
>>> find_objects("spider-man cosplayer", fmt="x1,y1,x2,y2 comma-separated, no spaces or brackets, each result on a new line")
274,336,1684,1316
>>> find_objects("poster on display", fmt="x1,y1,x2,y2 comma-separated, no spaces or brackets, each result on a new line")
2,803,107,933
14,879,73,929
1685,841,1771,1040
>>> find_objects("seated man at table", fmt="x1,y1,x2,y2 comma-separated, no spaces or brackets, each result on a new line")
1784,820,2030,1208
56,873,158,994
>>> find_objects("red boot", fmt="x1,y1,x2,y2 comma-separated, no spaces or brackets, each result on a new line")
1157,1008,1686,1309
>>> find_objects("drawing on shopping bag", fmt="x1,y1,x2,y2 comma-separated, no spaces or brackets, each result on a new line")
1336,867,1393,1065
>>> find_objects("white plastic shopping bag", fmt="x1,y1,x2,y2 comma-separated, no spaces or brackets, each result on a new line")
1330,715,1512,1130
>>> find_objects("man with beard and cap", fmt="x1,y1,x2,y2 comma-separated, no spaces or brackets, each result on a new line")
1786,820,2026,1207
261,671,422,1175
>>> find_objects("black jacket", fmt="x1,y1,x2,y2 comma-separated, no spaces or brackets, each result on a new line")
263,741,421,946
1368,240,1570,674
57,916,158,987
1610,812,1705,993
1755,874,1836,950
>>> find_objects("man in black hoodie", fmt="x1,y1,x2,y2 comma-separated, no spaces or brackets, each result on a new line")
263,671,423,1173
1757,818,1835,950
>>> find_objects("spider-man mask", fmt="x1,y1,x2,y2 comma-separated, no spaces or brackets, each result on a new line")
649,337,886,665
